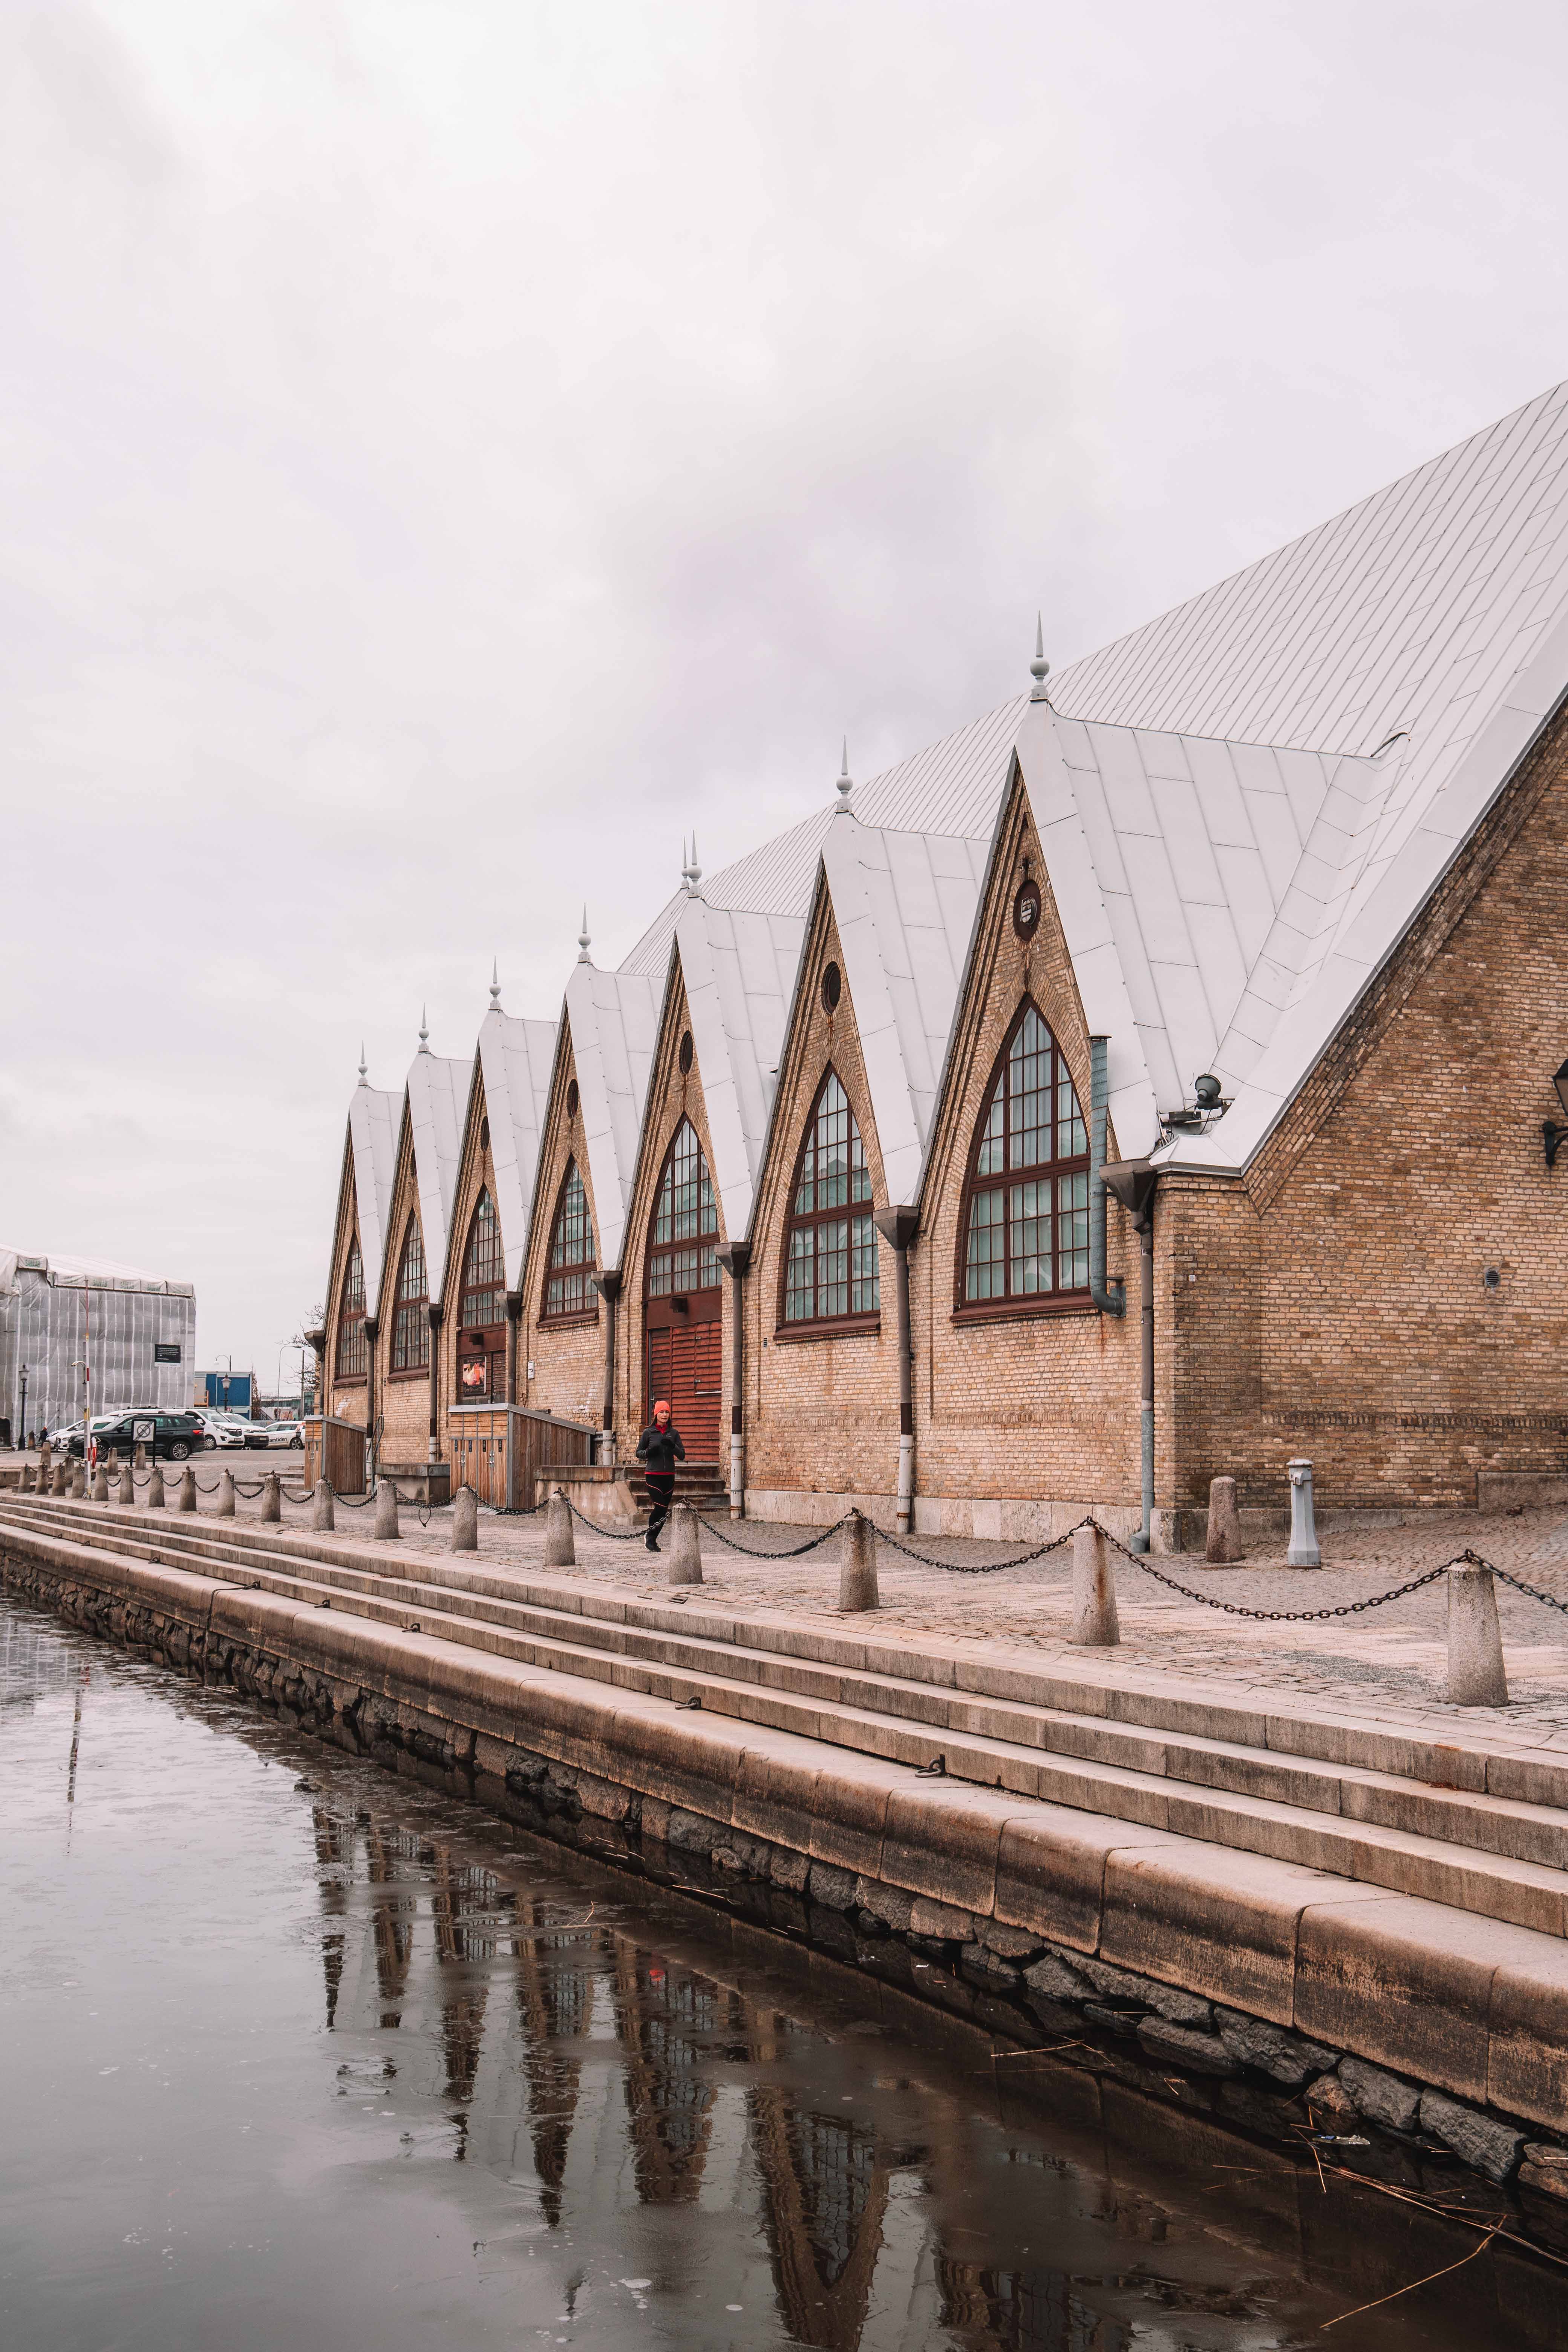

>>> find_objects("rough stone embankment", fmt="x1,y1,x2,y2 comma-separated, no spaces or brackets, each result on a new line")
6,1492,1568,2217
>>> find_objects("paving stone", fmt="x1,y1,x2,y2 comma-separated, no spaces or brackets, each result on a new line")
1337,2055,1421,2134
1418,2089,1525,2182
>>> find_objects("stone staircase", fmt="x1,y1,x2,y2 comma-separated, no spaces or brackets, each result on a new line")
626,1460,727,1520
5,1490,1568,1940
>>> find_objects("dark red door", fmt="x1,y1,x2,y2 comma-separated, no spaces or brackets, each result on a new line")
645,1319,721,1460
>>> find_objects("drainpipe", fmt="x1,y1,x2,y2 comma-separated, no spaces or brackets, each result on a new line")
363,1317,379,1486
717,1243,750,1519
504,1295,521,1406
1100,1162,1158,1552
593,1272,621,1467
873,1207,919,1534
1089,1038,1125,1319
427,1303,444,1464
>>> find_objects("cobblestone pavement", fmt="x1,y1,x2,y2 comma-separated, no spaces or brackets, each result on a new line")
207,1478,1568,1744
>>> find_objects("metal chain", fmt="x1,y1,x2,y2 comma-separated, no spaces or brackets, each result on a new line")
564,1497,648,1542
1490,1561,1568,1617
696,1512,855,1559
875,1522,1078,1575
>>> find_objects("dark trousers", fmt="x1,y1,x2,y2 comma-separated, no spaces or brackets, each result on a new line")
644,1472,675,1546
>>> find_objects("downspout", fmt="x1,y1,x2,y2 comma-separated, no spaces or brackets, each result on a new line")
363,1317,379,1486
502,1293,521,1508
717,1243,750,1519
873,1207,919,1534
593,1272,621,1467
427,1303,444,1464
1100,1159,1158,1553
1089,1038,1125,1319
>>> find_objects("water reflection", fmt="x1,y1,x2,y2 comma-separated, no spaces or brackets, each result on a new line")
2,1595,1559,2352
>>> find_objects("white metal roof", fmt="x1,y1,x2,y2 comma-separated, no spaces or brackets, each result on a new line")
346,1084,400,1306
563,963,662,1271
476,1009,559,1293
0,1247,195,1296
672,899,805,1239
404,1053,470,1305
819,815,992,1206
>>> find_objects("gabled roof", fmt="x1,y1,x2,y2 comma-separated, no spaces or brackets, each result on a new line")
563,963,661,1271
818,815,991,1206
404,1052,469,1304
672,899,805,1239
345,1083,400,1304
476,1008,559,1292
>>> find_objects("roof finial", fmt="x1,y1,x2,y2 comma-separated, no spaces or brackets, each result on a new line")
682,834,703,896
834,738,854,816
489,957,501,1008
418,1004,430,1054
1029,614,1051,704
577,905,592,965
357,1043,368,1087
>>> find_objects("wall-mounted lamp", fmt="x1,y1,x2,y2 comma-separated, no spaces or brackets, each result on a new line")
1543,1061,1568,1168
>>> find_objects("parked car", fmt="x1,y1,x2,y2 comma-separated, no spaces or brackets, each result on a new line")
86,1410,207,1463
196,1411,268,1451
260,1419,305,1449
57,1414,135,1458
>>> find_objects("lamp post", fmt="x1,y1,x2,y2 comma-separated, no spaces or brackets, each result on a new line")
18,1361,27,1450
1544,1062,1568,1168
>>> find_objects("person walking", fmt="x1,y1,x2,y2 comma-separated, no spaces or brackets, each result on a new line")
636,1398,684,1551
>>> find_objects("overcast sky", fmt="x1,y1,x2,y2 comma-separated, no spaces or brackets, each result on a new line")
4,0,1568,1385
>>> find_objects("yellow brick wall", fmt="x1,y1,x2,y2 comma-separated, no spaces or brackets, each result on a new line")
517,1024,606,1433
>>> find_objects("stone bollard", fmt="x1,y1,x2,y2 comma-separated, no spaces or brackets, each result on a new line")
668,1502,704,1585
147,1463,165,1509
1286,1458,1321,1568
176,1467,197,1514
543,1488,576,1567
52,1460,68,1496
134,1442,147,1470
261,1472,282,1524
90,1462,109,1502
18,1462,32,1493
69,1460,86,1499
373,1480,399,1540
451,1485,478,1553
118,1465,135,1506
1447,1563,1509,1707
1070,1522,1120,1645
838,1510,879,1612
312,1479,335,1532
1205,1475,1243,1565
217,1467,236,1518
37,1445,52,1490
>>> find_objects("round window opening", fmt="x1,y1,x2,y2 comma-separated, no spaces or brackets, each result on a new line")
566,1080,579,1119
1013,879,1042,942
479,1116,490,1151
678,1030,693,1074
821,961,842,1013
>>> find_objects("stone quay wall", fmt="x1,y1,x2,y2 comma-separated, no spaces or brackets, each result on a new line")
8,1518,1568,2211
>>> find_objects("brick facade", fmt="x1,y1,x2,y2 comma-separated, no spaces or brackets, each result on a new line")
515,1024,605,1434
376,1121,431,1467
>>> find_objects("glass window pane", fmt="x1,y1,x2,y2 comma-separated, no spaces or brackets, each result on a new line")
1056,1051,1087,1159
965,1188,1005,1301
1009,1179,1052,1295
1057,1169,1089,1289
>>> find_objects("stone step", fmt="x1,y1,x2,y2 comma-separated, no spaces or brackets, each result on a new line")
8,1497,1568,1937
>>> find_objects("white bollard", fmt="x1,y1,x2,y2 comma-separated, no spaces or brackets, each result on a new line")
52,1461,68,1496
373,1481,399,1541
668,1502,704,1585
89,1462,108,1502
260,1472,282,1524
1447,1564,1509,1707
451,1486,478,1553
1286,1458,1321,1567
217,1468,236,1518
118,1465,135,1506
1071,1523,1120,1645
312,1479,335,1532
147,1463,165,1510
1205,1475,1243,1565
176,1467,197,1514
543,1488,576,1567
69,1460,86,1500
18,1462,33,1493
838,1511,879,1612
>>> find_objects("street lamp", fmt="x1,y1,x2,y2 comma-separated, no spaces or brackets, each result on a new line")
1543,1062,1568,1168
17,1362,28,1449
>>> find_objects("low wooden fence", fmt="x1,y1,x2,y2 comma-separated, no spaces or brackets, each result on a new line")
301,1415,368,1496
448,1403,596,1511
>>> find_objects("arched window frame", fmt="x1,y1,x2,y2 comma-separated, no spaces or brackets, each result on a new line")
540,1158,598,1325
388,1215,430,1375
335,1235,368,1382
953,998,1090,1321
776,1067,880,1337
644,1118,720,1303
454,1187,506,1401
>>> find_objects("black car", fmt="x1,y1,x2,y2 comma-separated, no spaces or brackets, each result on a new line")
77,1410,206,1462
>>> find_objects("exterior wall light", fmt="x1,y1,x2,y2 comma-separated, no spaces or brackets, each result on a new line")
1543,1061,1568,1168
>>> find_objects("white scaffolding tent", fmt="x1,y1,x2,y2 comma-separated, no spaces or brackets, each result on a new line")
0,1249,197,1443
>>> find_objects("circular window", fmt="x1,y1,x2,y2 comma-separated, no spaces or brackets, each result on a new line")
678,1030,693,1074
1012,879,1042,942
821,961,842,1012
479,1116,490,1152
566,1080,579,1119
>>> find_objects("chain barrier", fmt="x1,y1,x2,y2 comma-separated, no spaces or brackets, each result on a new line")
1490,1561,1568,1619
564,1496,649,1542
695,1511,855,1560
874,1522,1078,1576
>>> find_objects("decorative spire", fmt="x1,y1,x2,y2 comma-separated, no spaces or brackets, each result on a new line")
1029,614,1051,704
489,957,502,1008
418,1004,430,1054
357,1043,368,1088
682,834,703,896
834,739,854,816
577,905,592,965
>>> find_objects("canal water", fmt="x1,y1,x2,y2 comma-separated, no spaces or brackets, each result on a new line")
1,1598,1557,2352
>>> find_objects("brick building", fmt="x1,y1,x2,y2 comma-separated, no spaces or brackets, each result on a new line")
315,385,1568,1542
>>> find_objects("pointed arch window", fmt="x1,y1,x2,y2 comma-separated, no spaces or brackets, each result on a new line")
646,1119,719,1298
455,1188,506,1400
957,1001,1089,1314
542,1160,597,1322
780,1072,879,1331
335,1237,367,1381
389,1218,429,1373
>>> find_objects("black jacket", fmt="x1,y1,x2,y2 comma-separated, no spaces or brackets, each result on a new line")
636,1420,685,1475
